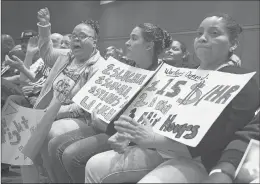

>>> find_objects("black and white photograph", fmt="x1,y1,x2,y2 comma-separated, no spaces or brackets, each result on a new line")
1,0,259,183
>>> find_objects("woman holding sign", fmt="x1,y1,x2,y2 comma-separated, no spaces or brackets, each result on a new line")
21,7,105,183
84,13,259,183
47,23,173,183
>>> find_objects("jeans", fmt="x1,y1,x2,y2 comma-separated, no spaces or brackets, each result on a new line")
48,126,111,183
85,146,207,183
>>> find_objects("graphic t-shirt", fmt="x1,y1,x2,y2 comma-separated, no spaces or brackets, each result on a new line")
52,63,83,105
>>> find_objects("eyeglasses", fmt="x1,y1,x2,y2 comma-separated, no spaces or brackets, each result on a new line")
71,33,94,41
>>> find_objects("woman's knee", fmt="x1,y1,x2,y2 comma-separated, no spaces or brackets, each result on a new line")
85,154,106,183
139,157,207,183
61,146,76,170
48,118,87,140
48,136,63,160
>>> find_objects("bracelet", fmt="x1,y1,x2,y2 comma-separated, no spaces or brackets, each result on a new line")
209,169,234,180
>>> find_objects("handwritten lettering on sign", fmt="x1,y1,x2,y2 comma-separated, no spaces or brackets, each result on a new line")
1,98,45,165
73,57,155,123
123,63,255,147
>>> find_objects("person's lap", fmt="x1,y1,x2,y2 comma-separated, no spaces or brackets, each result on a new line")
61,132,111,183
48,125,105,183
85,146,165,183
39,117,89,182
138,156,208,183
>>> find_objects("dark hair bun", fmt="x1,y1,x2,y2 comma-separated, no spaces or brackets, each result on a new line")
138,23,172,57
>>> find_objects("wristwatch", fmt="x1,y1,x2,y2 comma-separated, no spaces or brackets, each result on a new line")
209,169,234,180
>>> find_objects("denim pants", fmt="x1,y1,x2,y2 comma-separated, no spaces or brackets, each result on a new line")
85,146,208,183
48,126,111,183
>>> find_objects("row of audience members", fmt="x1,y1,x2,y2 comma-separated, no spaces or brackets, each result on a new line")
1,7,259,183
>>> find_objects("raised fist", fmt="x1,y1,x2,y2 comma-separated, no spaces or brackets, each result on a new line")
37,7,50,25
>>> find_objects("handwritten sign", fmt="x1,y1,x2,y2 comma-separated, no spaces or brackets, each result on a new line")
73,57,155,123
1,97,45,165
123,63,255,147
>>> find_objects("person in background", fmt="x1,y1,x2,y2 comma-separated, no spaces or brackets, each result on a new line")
162,38,193,68
3,30,66,107
50,33,63,48
1,31,40,108
1,34,25,77
84,13,258,183
20,7,105,183
2,30,39,82
47,22,172,183
1,34,15,62
61,34,72,49
202,111,259,183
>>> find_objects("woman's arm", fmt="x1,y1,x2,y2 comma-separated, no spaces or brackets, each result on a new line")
56,103,85,120
20,36,41,82
37,7,69,68
201,113,259,183
22,96,62,160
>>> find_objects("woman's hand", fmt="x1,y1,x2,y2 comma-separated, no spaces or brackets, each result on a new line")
5,55,24,70
22,85,35,96
90,109,107,132
114,115,155,146
108,132,130,154
22,85,41,96
37,7,50,25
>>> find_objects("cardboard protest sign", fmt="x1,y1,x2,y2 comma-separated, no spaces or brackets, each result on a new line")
123,63,255,147
235,139,259,183
73,57,156,123
1,98,45,165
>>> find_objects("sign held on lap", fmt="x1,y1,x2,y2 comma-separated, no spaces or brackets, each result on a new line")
123,63,255,147
73,57,156,123
73,59,255,147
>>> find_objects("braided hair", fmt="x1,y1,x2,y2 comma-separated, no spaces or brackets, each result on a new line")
137,23,172,64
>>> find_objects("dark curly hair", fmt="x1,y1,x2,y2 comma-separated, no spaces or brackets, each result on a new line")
81,19,100,39
137,23,172,62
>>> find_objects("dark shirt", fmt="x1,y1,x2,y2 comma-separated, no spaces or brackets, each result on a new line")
217,112,259,170
188,65,259,172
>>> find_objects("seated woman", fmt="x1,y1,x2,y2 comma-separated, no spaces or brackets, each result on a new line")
84,13,259,183
20,7,105,183
161,38,192,68
47,23,173,183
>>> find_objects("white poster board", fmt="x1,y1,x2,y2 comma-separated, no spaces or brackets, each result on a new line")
73,57,155,123
123,63,255,147
1,98,45,165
